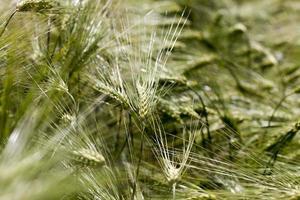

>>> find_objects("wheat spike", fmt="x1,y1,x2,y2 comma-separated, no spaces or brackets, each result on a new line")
72,148,105,167
16,0,60,13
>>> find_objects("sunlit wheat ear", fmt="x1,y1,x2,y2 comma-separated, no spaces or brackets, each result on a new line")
16,0,60,13
58,124,107,168
40,96,107,165
62,136,106,168
151,119,197,199
25,66,77,116
46,129,106,168
72,148,105,167
90,11,187,118
138,14,188,119
93,63,132,109
46,65,77,106
110,12,188,119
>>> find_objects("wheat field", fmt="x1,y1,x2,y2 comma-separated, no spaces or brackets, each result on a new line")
1,0,300,199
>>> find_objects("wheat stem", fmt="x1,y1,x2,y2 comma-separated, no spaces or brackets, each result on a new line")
0,10,17,38
172,182,177,200
131,123,145,200
267,92,294,127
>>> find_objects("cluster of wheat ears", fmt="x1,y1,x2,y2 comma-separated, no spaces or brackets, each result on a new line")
1,0,300,199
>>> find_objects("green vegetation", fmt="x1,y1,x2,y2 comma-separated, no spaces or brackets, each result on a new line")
1,0,300,199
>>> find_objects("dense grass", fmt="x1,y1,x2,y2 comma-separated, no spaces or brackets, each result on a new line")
1,0,300,199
